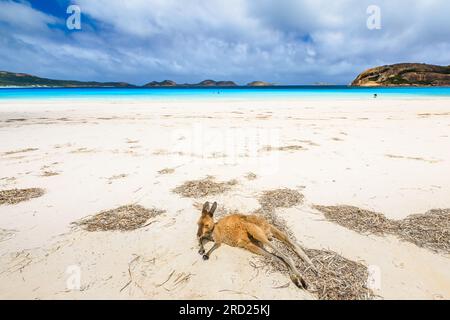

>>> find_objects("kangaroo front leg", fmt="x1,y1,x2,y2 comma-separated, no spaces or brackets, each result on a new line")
198,236,209,255
203,242,221,260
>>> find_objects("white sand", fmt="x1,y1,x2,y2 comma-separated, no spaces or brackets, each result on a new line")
0,97,449,299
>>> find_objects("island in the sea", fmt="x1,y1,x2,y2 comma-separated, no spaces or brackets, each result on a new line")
0,71,244,88
2,63,450,88
0,71,135,88
351,63,450,87
144,79,238,87
247,81,273,86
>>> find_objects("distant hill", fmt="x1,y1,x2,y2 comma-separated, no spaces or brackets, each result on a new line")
193,80,237,87
247,81,272,86
351,63,450,87
0,71,135,88
143,80,177,87
144,79,237,87
0,71,259,88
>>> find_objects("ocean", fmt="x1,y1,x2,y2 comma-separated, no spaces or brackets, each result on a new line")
1,86,450,101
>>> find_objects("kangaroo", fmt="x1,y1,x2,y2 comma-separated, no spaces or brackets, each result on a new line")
196,201,316,289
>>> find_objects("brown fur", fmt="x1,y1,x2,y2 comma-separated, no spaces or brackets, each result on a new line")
197,201,316,289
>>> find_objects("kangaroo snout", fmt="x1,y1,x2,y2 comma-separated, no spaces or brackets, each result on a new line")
196,225,203,238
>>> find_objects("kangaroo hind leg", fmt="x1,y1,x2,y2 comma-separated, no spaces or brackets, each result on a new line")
270,226,317,273
245,223,307,289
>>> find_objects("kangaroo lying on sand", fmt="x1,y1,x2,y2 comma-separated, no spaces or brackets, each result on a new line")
197,201,316,289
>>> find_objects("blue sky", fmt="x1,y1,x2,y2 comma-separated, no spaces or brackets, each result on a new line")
0,0,449,85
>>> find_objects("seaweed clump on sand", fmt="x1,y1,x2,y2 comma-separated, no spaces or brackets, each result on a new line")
158,168,175,175
312,205,395,236
260,145,304,152
313,205,450,254
253,188,304,238
396,209,450,253
258,188,304,211
245,172,258,180
0,188,45,205
75,205,164,232
300,249,373,300
173,176,238,198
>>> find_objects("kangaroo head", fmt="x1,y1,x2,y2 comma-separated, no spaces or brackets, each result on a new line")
197,201,217,238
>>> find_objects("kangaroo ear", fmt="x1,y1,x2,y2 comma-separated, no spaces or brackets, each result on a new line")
209,202,217,216
202,201,210,215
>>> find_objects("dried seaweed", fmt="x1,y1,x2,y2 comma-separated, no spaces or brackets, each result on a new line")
313,206,450,254
41,171,59,177
173,176,238,198
158,168,175,175
0,188,45,205
260,145,304,152
3,148,38,156
255,229,373,300
245,172,258,181
313,205,396,235
75,205,164,232
258,188,304,211
0,228,16,242
397,209,450,253
301,249,372,300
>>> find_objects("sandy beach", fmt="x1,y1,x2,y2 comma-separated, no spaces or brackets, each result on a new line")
0,97,449,300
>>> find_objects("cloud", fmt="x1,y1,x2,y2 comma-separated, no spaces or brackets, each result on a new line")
0,0,449,84
0,0,58,32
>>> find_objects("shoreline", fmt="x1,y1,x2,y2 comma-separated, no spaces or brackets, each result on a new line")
1,96,450,107
2,87,450,104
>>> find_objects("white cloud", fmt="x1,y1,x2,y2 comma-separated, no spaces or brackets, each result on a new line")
0,0,58,31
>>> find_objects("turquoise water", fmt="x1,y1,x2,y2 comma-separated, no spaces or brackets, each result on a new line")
1,86,450,101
